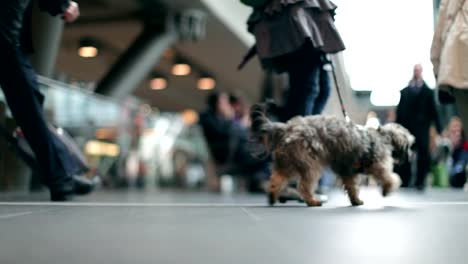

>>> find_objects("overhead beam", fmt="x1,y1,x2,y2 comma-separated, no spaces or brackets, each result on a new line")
93,25,178,99
94,2,207,100
67,11,141,27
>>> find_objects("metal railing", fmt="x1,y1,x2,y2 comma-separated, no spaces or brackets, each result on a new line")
0,76,210,192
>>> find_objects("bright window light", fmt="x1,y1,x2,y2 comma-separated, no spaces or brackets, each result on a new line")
370,90,401,107
333,0,435,106
85,140,120,157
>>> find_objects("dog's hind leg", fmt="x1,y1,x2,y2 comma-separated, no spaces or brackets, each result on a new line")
268,170,288,206
298,170,322,207
342,175,364,206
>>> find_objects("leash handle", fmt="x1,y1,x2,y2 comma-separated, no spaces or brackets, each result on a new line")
238,45,257,71
329,59,350,121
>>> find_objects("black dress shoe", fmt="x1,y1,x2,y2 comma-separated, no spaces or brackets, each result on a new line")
50,191,74,202
415,185,426,192
50,176,96,201
73,175,96,195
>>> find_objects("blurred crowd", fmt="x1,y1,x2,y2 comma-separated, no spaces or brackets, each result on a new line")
199,92,268,193
363,64,468,191
430,117,468,188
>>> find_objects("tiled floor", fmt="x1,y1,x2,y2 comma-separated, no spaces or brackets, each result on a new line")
1,188,468,264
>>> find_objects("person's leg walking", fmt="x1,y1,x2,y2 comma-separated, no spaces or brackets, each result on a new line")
453,89,468,138
278,49,323,201
0,41,74,195
395,160,412,187
20,53,87,176
414,142,431,190
312,67,331,115
281,56,321,122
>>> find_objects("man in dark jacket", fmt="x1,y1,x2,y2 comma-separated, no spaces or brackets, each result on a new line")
0,0,94,201
396,64,442,190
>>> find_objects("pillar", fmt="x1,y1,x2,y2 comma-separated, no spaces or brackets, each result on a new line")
30,2,64,77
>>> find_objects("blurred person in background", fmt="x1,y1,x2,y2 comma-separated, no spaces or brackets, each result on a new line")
0,0,95,201
430,126,451,188
199,92,268,193
199,92,237,167
395,64,442,191
385,109,397,124
229,93,251,128
431,0,468,138
445,117,468,188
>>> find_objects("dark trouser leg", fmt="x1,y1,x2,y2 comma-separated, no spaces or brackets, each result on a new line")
395,160,412,187
313,67,331,188
414,143,430,189
312,67,331,115
280,54,321,122
278,49,321,197
21,53,86,176
0,41,73,191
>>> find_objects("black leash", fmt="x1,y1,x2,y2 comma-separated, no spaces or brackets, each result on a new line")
329,58,350,122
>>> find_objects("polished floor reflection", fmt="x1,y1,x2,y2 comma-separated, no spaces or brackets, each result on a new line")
1,188,467,264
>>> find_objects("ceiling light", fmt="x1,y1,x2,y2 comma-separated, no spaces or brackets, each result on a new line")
172,63,191,76
150,77,168,90
79,46,98,58
197,76,216,90
78,37,99,58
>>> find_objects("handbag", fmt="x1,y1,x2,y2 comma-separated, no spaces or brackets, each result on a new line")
438,90,456,104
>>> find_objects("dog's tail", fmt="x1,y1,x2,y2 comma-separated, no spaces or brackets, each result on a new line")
250,101,285,153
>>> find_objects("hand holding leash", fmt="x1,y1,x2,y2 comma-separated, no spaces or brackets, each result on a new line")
63,1,80,23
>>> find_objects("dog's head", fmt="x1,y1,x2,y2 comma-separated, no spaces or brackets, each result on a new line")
249,100,286,157
377,123,415,164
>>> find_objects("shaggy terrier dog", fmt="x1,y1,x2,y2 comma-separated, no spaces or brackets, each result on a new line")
250,102,414,207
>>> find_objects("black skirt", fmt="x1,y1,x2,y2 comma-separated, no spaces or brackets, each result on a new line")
247,0,345,72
